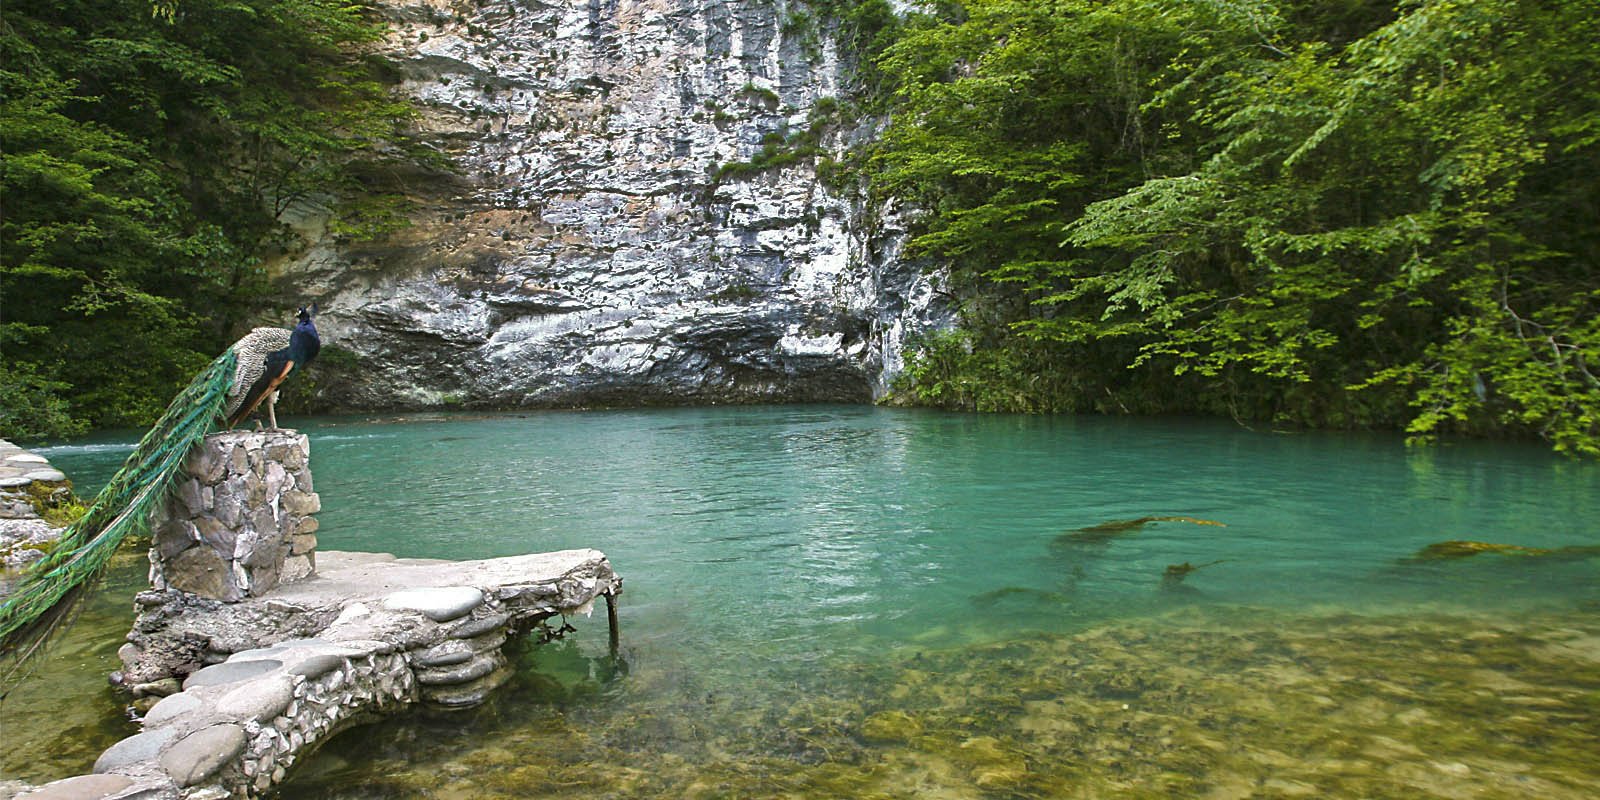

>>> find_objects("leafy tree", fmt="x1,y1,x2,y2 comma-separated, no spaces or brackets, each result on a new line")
876,0,1600,454
1,0,419,439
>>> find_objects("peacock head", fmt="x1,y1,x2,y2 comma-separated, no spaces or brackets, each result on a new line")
296,303,319,324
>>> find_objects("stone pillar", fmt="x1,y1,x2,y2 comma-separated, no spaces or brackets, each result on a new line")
150,430,320,602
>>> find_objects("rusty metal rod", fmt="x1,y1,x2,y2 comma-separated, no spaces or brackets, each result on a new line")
605,591,619,656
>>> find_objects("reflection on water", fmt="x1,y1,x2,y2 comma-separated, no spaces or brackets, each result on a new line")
0,552,146,783
2,407,1597,796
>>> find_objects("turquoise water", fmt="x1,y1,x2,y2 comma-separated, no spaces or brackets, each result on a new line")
7,407,1599,796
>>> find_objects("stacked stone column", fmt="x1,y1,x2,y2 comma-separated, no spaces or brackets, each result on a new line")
150,430,320,602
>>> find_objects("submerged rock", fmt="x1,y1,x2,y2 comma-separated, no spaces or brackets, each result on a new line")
1412,540,1600,561
1059,515,1227,544
1416,540,1553,559
861,710,922,744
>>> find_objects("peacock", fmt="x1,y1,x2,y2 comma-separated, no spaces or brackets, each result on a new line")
0,306,321,683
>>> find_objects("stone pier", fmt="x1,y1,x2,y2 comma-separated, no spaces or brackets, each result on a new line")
148,430,320,602
17,431,622,800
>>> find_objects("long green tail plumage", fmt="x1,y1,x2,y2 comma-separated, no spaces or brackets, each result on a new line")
0,349,239,673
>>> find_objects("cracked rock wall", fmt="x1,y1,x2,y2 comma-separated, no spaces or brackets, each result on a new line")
276,0,950,410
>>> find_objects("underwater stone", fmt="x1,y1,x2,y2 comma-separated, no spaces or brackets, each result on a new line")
862,710,923,743
130,678,182,699
160,723,247,787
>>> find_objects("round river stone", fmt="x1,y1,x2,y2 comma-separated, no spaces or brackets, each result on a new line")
143,692,204,726
92,727,178,773
160,723,247,787
382,587,484,622
182,658,282,690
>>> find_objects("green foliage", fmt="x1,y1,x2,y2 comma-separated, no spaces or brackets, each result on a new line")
0,361,88,441
0,0,419,439
709,281,761,304
876,0,1600,454
714,96,847,182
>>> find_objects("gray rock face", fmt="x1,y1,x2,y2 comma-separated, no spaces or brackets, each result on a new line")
271,0,951,410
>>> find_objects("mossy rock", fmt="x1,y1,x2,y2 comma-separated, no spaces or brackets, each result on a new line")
1415,540,1552,559
957,735,1028,788
20,479,85,527
861,710,922,744
1412,540,1600,561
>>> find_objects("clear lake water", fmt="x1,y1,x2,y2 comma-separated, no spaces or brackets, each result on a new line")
3,406,1597,797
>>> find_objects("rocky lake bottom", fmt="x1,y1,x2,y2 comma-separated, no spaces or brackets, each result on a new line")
276,603,1600,799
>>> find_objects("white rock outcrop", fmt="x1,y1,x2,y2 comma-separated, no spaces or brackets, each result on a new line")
274,0,951,410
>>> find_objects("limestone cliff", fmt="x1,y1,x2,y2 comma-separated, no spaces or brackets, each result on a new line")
272,0,949,410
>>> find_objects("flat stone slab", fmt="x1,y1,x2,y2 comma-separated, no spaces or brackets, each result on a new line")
383,587,484,622
265,549,614,612
17,774,135,800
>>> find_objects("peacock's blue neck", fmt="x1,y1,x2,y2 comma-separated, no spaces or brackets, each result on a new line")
288,321,319,365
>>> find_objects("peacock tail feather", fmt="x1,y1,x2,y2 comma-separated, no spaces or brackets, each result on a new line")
0,348,240,672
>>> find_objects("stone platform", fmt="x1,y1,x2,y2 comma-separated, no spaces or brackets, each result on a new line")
21,548,621,800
